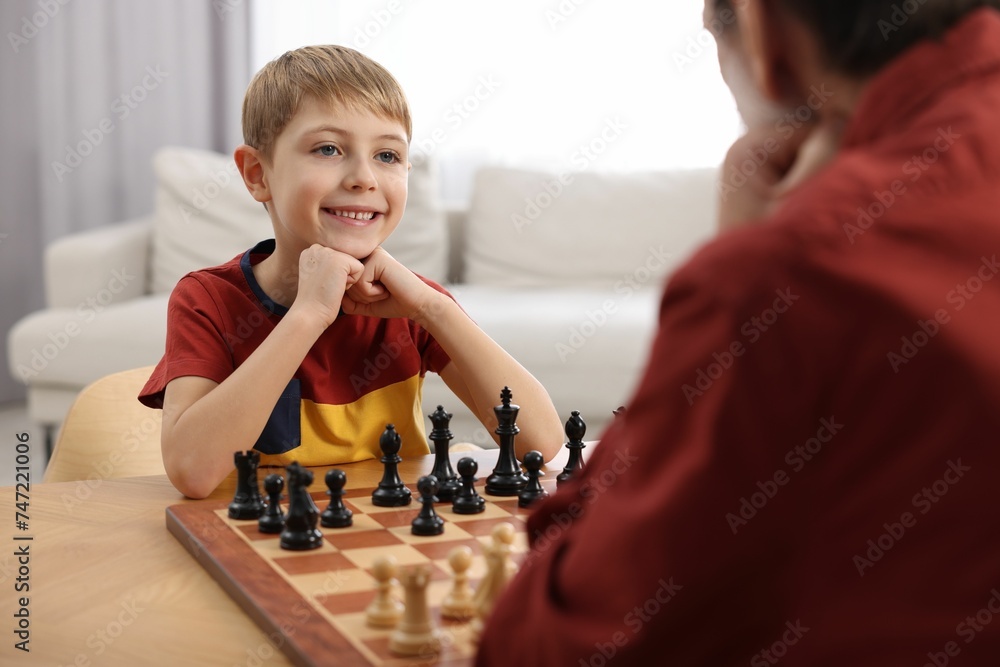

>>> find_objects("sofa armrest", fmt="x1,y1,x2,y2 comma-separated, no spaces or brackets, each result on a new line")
45,217,154,308
444,202,467,284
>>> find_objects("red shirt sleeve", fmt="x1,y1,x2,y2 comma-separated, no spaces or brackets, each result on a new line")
138,274,238,408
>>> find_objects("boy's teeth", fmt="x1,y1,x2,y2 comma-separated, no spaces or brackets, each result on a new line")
331,209,375,220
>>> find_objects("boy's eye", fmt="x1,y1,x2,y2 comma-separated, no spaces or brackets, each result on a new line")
376,151,400,164
317,145,339,157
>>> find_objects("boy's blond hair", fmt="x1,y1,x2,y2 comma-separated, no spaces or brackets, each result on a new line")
242,45,412,158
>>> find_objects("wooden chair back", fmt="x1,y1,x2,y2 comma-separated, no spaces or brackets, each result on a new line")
44,366,164,483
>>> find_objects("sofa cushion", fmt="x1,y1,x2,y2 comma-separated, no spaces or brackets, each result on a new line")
464,167,717,288
150,147,448,294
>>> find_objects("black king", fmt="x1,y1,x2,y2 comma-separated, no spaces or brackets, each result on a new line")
485,386,528,496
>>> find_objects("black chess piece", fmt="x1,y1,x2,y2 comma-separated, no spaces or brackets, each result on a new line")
428,405,460,502
518,450,550,508
229,450,266,520
371,424,412,507
320,469,353,528
279,462,323,551
557,411,588,486
411,475,445,536
258,473,285,534
452,456,486,515
485,387,528,496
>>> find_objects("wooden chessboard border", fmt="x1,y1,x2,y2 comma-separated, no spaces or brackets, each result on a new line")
166,500,372,667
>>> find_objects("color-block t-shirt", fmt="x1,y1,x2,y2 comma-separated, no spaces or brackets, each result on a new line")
139,240,452,466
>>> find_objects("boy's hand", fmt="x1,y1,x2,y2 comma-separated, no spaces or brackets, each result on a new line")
342,247,439,322
290,244,364,329
719,118,843,232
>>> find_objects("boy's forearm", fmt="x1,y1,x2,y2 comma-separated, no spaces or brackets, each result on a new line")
416,295,564,460
162,309,326,498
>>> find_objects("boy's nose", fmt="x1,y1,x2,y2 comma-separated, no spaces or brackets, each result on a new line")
343,157,377,191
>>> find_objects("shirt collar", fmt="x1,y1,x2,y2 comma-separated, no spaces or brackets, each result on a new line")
240,239,288,317
843,8,1000,149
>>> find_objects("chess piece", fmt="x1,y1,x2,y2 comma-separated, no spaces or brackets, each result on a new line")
441,545,476,620
229,450,266,520
372,424,412,507
411,475,445,536
485,387,528,496
471,522,516,639
518,450,549,508
428,405,460,502
366,555,403,628
258,473,285,534
452,457,486,514
389,564,441,656
279,462,323,551
556,410,587,486
321,469,353,528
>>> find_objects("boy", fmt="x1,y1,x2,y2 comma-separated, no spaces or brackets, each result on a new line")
139,46,562,499
480,1,1000,665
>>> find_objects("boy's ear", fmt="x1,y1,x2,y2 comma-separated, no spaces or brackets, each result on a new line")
734,0,796,103
234,144,272,205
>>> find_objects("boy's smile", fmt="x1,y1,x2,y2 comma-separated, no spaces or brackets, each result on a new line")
258,96,410,260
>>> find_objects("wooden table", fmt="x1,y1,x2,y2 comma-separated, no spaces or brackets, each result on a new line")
0,449,566,666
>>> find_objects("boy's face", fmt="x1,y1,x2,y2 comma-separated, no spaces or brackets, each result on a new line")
261,96,409,260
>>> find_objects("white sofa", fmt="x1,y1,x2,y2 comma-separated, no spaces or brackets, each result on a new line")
7,147,717,448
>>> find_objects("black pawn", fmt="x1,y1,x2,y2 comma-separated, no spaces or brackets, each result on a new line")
557,411,588,486
519,451,550,508
372,424,412,507
258,473,285,534
279,462,323,551
428,405,460,502
485,387,528,496
452,457,486,515
321,469,353,528
229,450,266,520
411,475,445,536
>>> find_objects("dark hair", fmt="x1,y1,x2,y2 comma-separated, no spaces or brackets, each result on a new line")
714,0,1000,76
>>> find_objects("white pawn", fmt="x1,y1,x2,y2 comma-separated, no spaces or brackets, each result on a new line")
470,522,516,640
365,556,403,628
389,564,442,656
441,545,476,620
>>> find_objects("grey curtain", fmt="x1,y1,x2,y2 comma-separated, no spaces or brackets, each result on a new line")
0,0,252,402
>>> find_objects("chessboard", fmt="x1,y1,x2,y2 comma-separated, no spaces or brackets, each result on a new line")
165,464,558,667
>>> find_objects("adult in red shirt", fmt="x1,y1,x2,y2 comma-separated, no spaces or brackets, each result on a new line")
479,1,1000,665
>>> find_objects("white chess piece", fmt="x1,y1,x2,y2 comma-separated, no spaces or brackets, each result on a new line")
389,564,442,656
365,555,403,628
470,522,516,640
441,545,476,620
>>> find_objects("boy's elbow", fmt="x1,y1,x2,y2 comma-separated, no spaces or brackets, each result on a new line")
162,444,222,499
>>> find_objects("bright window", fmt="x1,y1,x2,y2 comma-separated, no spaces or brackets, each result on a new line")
250,0,741,199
